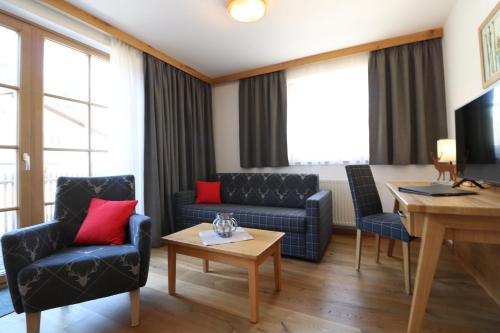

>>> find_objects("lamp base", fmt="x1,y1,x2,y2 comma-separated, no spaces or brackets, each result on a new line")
452,178,485,189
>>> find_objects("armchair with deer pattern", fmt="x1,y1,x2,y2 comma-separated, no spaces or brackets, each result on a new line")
1,175,152,333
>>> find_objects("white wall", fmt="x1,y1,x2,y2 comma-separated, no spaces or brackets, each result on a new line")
212,81,436,211
443,0,498,137
212,0,500,213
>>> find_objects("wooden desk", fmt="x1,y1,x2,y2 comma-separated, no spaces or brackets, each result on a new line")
386,182,500,333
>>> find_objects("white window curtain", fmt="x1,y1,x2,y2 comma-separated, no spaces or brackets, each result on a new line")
109,38,145,213
286,52,369,165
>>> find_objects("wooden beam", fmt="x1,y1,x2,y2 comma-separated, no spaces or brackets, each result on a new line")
212,28,443,84
39,0,214,84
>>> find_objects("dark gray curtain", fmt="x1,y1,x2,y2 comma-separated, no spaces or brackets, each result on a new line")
239,71,289,168
369,38,448,164
144,54,215,246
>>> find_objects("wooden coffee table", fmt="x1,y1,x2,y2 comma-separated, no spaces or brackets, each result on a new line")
162,223,285,323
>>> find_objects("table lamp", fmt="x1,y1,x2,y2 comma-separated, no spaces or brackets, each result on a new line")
432,139,457,181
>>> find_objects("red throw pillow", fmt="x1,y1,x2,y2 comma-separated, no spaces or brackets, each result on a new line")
195,181,221,204
73,198,138,245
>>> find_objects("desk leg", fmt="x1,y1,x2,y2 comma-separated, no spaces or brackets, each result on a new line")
248,261,259,323
274,242,282,291
168,244,176,295
407,218,445,333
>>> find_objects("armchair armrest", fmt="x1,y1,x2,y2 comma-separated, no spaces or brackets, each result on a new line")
128,214,152,287
1,221,64,313
305,190,333,261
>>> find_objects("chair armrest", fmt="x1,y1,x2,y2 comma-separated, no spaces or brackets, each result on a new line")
128,214,152,287
305,190,333,261
1,221,64,313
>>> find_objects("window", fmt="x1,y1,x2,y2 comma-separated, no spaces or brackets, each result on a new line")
43,39,109,220
0,24,20,241
0,12,110,278
286,52,369,165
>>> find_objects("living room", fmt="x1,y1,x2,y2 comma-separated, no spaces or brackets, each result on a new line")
0,0,499,332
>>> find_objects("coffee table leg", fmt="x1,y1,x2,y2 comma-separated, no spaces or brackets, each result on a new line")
274,242,282,291
168,244,176,295
203,259,209,273
248,261,259,323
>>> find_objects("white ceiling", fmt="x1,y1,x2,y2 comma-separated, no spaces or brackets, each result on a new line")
65,0,456,78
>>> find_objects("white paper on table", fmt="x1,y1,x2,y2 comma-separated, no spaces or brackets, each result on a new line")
199,227,254,246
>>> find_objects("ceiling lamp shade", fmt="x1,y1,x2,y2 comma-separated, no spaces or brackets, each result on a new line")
227,0,266,23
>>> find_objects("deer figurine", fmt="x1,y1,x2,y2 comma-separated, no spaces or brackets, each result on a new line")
431,152,457,181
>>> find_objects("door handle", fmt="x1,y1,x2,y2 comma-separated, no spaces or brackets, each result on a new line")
22,153,30,171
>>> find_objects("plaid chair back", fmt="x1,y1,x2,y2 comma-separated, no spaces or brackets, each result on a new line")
54,175,136,244
345,165,383,227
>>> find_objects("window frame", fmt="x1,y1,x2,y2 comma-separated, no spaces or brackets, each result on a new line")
0,10,109,228
0,12,33,231
41,34,109,218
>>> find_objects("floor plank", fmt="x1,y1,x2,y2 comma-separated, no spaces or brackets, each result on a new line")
0,234,499,332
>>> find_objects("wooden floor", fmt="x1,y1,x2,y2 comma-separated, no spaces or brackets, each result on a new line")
1,234,499,333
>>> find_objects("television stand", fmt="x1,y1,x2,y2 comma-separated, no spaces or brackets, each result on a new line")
452,178,485,189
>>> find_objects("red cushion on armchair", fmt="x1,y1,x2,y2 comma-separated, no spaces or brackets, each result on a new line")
73,198,138,245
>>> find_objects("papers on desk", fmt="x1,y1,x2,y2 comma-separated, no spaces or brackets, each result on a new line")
199,227,254,246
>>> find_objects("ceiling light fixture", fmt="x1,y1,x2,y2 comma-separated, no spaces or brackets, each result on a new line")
227,0,267,23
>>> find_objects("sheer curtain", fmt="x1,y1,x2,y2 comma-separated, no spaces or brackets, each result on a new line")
109,38,145,213
286,52,369,165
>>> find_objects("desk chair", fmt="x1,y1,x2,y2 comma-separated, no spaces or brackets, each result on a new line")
345,165,414,294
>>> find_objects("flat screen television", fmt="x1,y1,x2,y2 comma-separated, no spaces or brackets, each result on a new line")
455,84,500,185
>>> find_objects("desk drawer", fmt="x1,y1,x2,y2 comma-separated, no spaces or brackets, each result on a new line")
397,210,411,232
394,200,423,237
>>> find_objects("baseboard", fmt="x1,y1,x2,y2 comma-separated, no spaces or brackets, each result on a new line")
332,225,356,235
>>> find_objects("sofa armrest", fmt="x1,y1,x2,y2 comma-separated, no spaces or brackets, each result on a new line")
129,214,152,287
1,221,64,313
174,190,195,229
174,190,196,206
305,190,333,261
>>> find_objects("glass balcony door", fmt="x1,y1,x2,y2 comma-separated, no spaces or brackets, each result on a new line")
42,39,109,220
0,15,32,279
0,12,110,281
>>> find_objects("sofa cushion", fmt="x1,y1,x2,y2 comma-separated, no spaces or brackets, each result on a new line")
17,245,139,312
180,203,307,233
214,173,319,209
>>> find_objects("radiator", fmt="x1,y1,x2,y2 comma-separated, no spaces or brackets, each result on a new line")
319,180,356,227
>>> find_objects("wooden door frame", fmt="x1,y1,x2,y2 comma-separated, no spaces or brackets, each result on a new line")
0,10,110,230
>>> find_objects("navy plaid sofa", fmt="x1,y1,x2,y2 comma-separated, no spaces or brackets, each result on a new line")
174,173,332,262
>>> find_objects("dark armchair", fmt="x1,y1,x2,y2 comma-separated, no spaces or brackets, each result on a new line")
1,176,152,333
